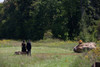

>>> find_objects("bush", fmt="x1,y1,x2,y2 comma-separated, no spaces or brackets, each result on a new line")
70,47,100,67
70,55,92,67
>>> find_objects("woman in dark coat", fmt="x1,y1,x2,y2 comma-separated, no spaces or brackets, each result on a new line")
21,40,26,52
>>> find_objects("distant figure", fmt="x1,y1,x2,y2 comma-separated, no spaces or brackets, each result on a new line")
79,40,83,44
27,40,32,56
77,40,83,49
21,40,26,52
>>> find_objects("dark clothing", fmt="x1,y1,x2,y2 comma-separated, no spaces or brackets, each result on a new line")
27,42,31,50
27,50,31,56
27,42,31,55
22,43,26,52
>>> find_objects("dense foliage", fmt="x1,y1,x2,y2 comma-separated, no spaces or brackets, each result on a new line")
0,0,100,41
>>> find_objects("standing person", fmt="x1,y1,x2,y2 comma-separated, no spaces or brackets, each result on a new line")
21,40,26,52
27,40,32,56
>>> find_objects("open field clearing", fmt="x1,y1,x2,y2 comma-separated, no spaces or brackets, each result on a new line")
0,47,78,67
0,39,100,67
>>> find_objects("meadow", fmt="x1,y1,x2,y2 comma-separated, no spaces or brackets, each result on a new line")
0,39,99,67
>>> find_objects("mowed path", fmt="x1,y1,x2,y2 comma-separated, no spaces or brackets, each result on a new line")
33,53,80,56
32,53,81,59
0,47,81,56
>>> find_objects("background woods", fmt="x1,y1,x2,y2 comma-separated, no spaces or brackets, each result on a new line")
0,0,100,42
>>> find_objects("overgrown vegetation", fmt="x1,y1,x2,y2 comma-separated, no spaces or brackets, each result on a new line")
71,47,100,67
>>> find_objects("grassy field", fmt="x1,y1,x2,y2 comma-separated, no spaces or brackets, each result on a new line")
0,39,99,67
0,47,78,67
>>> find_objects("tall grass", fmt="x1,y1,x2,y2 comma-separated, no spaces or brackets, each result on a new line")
70,56,92,67
70,46,100,67
0,39,21,47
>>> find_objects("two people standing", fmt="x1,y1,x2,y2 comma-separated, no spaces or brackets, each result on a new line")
21,40,31,56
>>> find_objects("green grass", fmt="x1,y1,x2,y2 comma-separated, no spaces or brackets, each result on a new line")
0,39,99,67
0,39,79,67
0,46,78,67
34,55,77,67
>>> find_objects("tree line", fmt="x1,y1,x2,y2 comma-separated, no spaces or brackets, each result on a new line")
0,0,100,42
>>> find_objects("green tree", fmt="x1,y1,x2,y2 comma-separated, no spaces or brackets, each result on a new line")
91,0,100,19
52,0,81,40
63,0,81,40
79,0,98,42
1,0,34,39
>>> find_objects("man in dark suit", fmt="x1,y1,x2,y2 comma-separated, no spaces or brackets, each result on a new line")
27,40,32,56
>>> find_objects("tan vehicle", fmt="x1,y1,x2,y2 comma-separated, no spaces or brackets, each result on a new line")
74,40,96,53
